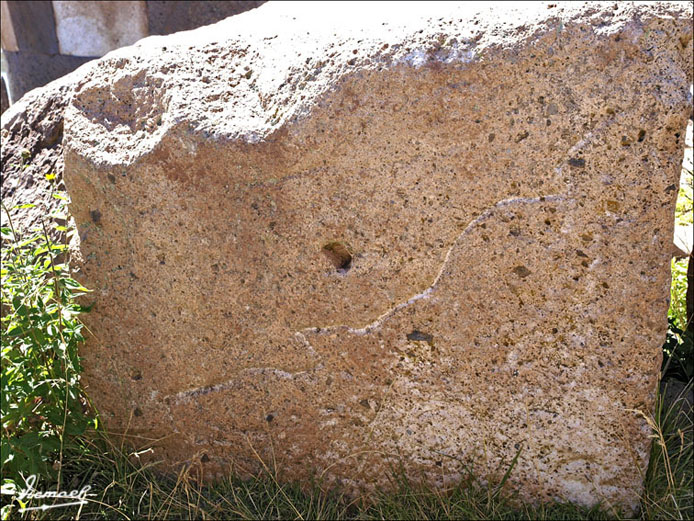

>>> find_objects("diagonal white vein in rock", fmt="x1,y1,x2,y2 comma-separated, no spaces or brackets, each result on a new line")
167,366,310,402
301,194,567,338
166,194,567,402
555,113,620,177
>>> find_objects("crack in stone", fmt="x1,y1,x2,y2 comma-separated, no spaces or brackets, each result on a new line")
300,194,567,338
164,195,566,403
294,331,318,356
166,366,314,403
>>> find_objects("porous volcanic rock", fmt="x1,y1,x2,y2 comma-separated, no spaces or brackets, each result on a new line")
14,1,694,511
1,75,71,232
1,63,93,236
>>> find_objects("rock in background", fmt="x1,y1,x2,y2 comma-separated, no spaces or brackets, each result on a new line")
3,1,693,513
0,1,264,103
1,77,8,115
1,69,79,233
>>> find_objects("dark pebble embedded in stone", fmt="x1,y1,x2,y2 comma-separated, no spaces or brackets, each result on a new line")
407,330,433,342
512,265,532,278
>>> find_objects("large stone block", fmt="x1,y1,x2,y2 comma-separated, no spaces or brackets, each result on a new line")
7,1,692,512
146,0,265,36
1,1,19,52
1,1,58,54
53,1,148,57
2,50,93,103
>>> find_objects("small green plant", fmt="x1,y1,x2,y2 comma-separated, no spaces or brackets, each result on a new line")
674,167,693,227
662,256,692,381
662,317,694,382
1,186,94,517
662,157,693,382
667,257,689,332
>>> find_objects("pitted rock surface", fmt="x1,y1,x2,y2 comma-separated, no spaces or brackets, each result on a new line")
1,70,80,233
9,1,693,511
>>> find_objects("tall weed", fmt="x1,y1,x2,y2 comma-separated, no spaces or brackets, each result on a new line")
1,188,94,518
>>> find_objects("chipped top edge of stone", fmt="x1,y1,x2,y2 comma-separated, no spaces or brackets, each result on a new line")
7,1,692,168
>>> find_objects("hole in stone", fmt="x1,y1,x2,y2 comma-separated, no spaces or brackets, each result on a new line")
322,241,353,274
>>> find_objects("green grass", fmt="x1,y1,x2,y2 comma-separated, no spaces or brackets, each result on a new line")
0,431,616,520
668,257,689,332
674,166,693,228
662,160,693,382
640,379,693,520
0,377,690,521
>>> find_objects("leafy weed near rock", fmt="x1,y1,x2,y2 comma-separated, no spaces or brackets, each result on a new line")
1,184,95,518
662,160,693,382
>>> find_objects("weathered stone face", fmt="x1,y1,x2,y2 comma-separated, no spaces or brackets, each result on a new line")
1,70,81,232
24,1,694,511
